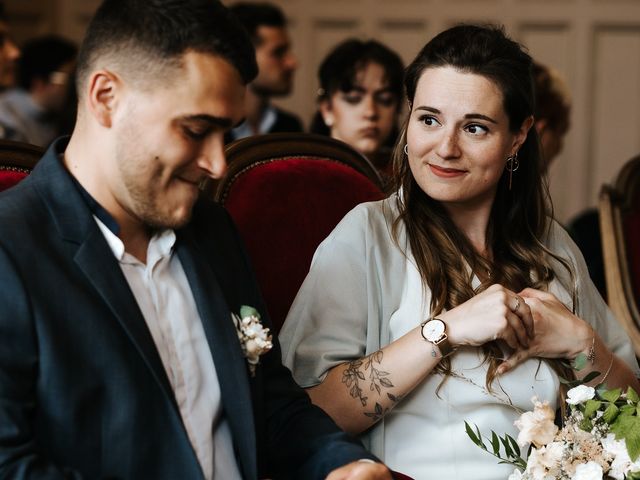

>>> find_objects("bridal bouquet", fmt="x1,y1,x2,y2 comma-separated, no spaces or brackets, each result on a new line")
466,370,640,479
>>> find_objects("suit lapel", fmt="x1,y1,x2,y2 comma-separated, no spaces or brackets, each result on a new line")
73,228,178,409
177,230,257,480
31,139,178,411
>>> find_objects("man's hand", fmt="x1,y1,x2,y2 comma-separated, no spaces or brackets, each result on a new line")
325,460,393,480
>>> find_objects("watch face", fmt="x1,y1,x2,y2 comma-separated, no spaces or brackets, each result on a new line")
423,319,445,342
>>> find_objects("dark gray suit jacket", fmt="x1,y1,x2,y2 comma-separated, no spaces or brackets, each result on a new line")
0,138,376,479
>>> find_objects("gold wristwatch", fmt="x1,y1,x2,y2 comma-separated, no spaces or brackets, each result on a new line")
420,318,454,357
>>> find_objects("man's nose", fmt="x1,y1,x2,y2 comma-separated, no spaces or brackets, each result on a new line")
197,137,227,180
285,52,297,71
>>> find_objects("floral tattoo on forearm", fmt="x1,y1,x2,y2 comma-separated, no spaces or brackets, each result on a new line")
341,350,401,420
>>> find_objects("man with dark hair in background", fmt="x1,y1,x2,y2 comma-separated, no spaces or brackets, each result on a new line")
227,1,303,141
0,35,77,146
0,1,391,479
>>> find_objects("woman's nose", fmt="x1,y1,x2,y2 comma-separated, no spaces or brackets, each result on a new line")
436,131,461,159
362,96,378,120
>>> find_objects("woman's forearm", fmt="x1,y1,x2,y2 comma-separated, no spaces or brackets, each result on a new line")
307,326,442,435
578,334,640,392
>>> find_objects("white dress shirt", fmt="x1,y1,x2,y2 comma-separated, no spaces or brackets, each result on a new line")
95,217,242,480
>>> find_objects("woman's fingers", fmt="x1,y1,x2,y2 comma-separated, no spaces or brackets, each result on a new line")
511,294,534,338
505,309,529,349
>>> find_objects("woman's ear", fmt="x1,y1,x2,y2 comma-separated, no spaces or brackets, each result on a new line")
319,99,334,128
85,69,121,128
511,115,535,153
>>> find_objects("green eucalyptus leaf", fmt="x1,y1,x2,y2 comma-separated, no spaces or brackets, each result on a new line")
583,399,602,419
464,422,484,449
239,305,259,319
579,417,593,432
572,353,587,371
500,435,514,458
491,432,500,456
581,370,601,384
603,403,620,424
507,434,521,457
601,388,622,403
629,387,640,404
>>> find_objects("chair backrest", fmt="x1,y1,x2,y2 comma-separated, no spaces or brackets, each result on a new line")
216,133,386,333
0,139,44,192
599,153,640,356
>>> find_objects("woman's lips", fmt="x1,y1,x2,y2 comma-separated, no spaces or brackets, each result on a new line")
428,164,467,178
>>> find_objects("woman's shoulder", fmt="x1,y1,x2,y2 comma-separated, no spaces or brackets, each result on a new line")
328,194,401,242
543,217,583,261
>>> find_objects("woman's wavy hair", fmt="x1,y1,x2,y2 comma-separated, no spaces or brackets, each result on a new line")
390,24,575,390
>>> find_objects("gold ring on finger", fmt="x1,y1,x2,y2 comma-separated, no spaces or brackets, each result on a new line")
512,296,521,313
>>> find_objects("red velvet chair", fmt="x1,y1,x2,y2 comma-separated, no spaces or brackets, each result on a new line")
599,153,640,356
218,134,413,480
0,139,44,192
216,133,385,334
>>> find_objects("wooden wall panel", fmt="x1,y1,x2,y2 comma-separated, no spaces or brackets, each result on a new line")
518,24,579,221
591,26,640,198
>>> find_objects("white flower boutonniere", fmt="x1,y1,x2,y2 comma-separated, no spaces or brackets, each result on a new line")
232,305,273,377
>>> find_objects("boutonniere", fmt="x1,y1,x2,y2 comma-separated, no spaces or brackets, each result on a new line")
232,305,273,376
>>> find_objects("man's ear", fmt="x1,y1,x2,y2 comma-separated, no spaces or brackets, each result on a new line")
319,99,334,128
86,70,121,128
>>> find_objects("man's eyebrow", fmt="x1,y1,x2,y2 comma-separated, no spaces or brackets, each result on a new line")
180,114,234,129
414,106,498,124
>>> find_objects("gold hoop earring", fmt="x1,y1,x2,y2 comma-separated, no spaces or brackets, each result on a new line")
506,153,519,190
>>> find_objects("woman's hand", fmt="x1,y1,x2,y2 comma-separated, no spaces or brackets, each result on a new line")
442,284,534,351
497,287,592,374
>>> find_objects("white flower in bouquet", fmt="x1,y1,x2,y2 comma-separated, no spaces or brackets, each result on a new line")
514,397,559,448
572,461,604,480
567,385,596,405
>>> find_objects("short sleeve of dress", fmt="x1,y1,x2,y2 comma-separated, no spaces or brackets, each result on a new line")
547,221,640,374
279,203,378,388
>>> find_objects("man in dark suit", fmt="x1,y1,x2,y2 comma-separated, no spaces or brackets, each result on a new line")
225,2,304,143
0,1,391,479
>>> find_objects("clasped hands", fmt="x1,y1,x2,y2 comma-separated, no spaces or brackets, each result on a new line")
441,284,594,374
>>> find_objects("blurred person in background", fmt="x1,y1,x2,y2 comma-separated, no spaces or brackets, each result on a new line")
531,61,606,298
310,39,404,186
0,3,19,91
533,61,571,173
0,35,77,147
227,2,302,142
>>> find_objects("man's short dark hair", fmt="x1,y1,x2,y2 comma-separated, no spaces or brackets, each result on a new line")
229,2,286,46
18,35,77,90
76,0,258,95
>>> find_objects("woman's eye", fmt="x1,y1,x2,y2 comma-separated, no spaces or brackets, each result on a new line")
419,115,440,127
465,124,489,135
375,93,397,108
342,93,362,105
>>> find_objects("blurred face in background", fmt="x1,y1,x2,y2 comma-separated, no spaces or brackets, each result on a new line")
251,25,297,97
0,21,19,89
320,61,399,158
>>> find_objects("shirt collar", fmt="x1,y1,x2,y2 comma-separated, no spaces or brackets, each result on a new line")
95,215,176,264
229,104,277,140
